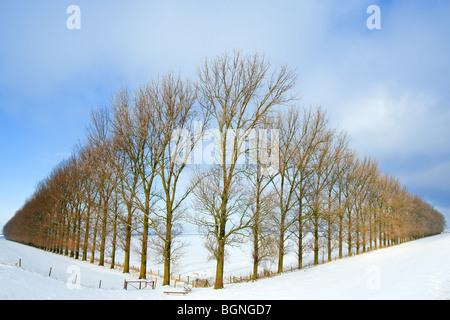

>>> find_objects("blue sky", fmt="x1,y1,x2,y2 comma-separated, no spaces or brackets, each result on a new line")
1,0,450,229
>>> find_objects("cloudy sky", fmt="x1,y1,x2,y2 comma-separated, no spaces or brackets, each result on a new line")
1,0,449,229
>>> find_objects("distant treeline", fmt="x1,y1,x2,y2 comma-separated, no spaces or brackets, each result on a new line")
3,51,445,289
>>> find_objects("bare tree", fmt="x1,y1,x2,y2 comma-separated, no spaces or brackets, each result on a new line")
192,166,252,279
145,72,203,285
332,147,355,258
306,123,335,265
324,131,350,261
194,50,296,289
122,86,159,279
77,144,100,262
111,89,142,273
86,106,117,267
271,106,303,273
244,126,278,280
355,157,379,253
291,106,336,268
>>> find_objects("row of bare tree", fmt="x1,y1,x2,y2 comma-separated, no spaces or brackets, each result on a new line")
3,51,445,289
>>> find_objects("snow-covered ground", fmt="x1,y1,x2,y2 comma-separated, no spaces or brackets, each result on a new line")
0,232,449,300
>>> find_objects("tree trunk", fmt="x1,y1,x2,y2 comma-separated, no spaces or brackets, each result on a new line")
297,195,303,270
74,212,81,259
277,221,285,273
110,201,118,269
163,217,172,286
99,202,108,266
90,209,100,264
347,208,352,257
327,220,332,262
338,214,343,259
298,216,303,270
82,203,91,261
313,212,319,265
123,204,132,273
139,215,148,279
252,226,259,280
214,239,225,289
252,214,260,280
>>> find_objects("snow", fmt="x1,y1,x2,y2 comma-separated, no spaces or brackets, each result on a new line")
1,233,450,300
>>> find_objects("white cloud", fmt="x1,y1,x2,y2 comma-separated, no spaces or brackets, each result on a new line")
337,86,450,161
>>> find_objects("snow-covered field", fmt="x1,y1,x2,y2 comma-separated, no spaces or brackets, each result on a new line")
1,232,449,300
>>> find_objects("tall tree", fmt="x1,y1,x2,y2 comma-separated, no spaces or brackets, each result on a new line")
146,72,203,285
292,106,336,268
127,86,159,279
111,88,142,273
86,106,117,267
271,106,304,273
194,50,296,288
244,124,278,280
306,122,335,265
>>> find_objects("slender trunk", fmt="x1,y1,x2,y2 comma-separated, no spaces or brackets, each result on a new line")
373,210,377,249
277,174,285,274
362,215,367,253
338,214,343,259
60,210,67,254
123,204,132,273
252,224,259,280
139,196,149,279
70,213,76,258
139,217,148,279
99,201,108,266
298,214,303,270
327,220,332,262
110,201,118,269
75,212,81,259
82,205,91,261
277,218,285,273
356,215,360,255
252,198,260,280
64,210,70,256
163,208,172,286
297,195,303,269
215,241,225,289
327,190,332,262
369,210,373,251
90,209,100,264
379,214,383,248
49,214,57,253
313,212,319,265
138,156,156,279
347,208,352,257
